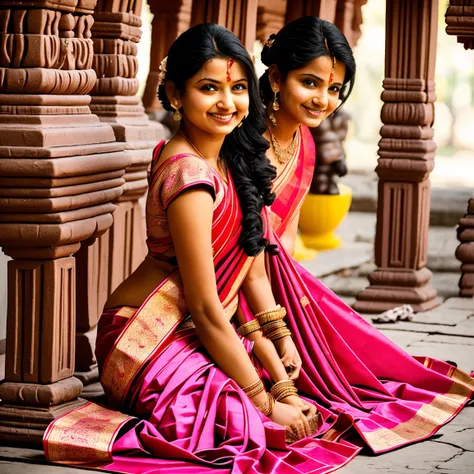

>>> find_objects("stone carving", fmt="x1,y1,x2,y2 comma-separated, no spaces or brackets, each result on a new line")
354,0,441,313
0,0,129,444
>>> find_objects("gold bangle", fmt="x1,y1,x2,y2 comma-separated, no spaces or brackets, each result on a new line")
255,305,281,318
257,307,287,326
270,379,298,401
261,319,286,336
257,392,276,416
237,319,261,337
266,327,292,341
242,379,265,399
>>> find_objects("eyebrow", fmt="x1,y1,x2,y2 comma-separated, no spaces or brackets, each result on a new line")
300,73,343,87
196,77,248,84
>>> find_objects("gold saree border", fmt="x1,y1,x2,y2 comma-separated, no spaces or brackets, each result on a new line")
101,273,186,406
45,402,132,465
360,382,471,452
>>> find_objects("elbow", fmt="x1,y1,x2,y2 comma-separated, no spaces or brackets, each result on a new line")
187,297,227,330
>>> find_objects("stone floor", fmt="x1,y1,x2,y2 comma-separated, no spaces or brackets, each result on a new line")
0,212,473,473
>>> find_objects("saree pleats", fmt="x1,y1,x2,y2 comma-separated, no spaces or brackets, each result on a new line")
264,234,473,453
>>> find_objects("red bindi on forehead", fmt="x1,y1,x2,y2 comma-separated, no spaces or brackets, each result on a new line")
226,57,235,82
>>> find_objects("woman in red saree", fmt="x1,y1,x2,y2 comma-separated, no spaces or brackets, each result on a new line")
43,23,360,473
240,15,474,455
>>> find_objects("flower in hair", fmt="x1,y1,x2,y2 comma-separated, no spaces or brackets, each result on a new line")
265,36,276,48
158,56,168,86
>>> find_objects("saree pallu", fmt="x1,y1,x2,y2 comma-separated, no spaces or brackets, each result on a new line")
265,233,473,453
43,152,361,473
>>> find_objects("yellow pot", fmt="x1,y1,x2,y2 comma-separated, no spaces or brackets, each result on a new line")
293,234,318,261
298,183,352,250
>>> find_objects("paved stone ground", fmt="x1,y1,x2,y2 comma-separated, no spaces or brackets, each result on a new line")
0,212,473,473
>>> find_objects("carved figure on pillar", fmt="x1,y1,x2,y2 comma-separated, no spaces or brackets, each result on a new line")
354,0,442,313
445,1,474,298
0,0,129,443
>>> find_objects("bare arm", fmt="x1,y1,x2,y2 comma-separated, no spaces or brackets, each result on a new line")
168,188,266,407
279,210,300,256
240,251,288,382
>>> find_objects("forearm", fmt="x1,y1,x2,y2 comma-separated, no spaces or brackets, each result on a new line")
192,301,267,407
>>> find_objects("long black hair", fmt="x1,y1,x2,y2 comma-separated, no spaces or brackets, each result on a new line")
260,16,356,113
158,23,275,257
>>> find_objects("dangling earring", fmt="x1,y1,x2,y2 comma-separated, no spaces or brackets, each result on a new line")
172,104,182,122
269,86,279,126
238,113,248,128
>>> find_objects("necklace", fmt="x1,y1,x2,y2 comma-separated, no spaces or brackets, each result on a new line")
179,133,228,182
268,127,300,165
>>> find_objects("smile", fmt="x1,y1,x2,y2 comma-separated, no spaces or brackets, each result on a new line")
209,112,236,123
303,106,324,117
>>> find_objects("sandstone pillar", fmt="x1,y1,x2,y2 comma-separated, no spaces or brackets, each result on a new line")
445,1,474,298
256,0,287,43
73,0,167,385
142,0,191,118
191,0,257,50
0,0,129,444
354,0,441,313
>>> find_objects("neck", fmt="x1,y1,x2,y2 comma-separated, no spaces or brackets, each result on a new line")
179,120,225,162
266,107,301,145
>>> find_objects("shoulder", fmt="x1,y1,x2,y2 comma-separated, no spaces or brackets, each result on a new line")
152,154,217,211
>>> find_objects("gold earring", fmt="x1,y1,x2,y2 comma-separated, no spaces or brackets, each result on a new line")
238,113,248,128
172,106,182,121
272,91,280,112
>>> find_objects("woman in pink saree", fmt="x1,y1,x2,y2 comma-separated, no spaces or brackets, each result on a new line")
43,23,360,473
241,16,474,455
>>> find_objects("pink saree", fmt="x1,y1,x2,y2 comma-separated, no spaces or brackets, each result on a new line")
43,142,360,473
245,125,474,453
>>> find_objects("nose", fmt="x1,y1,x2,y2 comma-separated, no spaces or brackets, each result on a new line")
312,88,328,109
217,89,233,110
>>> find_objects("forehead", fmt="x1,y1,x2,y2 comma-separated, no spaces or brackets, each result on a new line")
195,57,247,79
295,55,346,81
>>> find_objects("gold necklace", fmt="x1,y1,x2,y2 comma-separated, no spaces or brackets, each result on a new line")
268,127,300,165
179,133,228,182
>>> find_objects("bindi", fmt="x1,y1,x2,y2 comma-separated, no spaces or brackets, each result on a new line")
226,57,235,82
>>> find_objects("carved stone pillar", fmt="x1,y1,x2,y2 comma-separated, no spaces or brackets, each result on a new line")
142,0,191,117
72,0,167,384
256,0,287,43
445,1,474,298
191,0,257,50
285,0,337,23
0,0,128,443
354,0,441,313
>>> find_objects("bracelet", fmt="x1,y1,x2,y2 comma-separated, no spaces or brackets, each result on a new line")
242,379,265,399
257,392,276,416
237,319,261,337
270,379,298,402
266,327,292,342
261,319,286,336
256,306,287,325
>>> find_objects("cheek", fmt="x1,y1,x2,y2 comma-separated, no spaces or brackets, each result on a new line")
236,95,249,112
327,95,340,112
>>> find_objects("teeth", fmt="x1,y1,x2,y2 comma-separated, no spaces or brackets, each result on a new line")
211,113,233,120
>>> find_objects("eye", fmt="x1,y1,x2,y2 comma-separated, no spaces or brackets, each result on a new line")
200,84,218,92
233,83,247,91
329,85,341,94
302,79,316,87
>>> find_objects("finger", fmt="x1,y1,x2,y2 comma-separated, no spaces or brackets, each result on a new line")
299,411,311,435
289,366,301,381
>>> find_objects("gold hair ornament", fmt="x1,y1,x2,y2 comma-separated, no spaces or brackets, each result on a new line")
158,56,168,86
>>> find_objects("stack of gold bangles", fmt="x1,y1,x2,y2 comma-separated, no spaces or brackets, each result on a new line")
270,379,298,401
255,305,291,341
236,319,261,337
242,379,275,416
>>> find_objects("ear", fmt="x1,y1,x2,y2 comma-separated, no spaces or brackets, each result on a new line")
268,64,282,91
165,81,182,109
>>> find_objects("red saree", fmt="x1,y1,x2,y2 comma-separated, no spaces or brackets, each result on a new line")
263,125,474,453
43,142,360,473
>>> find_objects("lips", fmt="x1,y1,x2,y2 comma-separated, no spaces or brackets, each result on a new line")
303,105,324,117
209,112,236,122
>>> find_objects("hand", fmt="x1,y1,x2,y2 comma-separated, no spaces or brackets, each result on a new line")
273,336,302,381
269,400,303,427
281,394,317,419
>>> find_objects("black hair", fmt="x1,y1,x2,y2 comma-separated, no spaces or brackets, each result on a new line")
158,23,276,256
260,16,356,113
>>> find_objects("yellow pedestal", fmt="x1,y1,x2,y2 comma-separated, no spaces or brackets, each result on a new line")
293,234,318,261
298,183,352,251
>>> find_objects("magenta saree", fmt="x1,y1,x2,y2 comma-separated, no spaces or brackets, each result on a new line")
262,125,474,453
43,143,360,473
